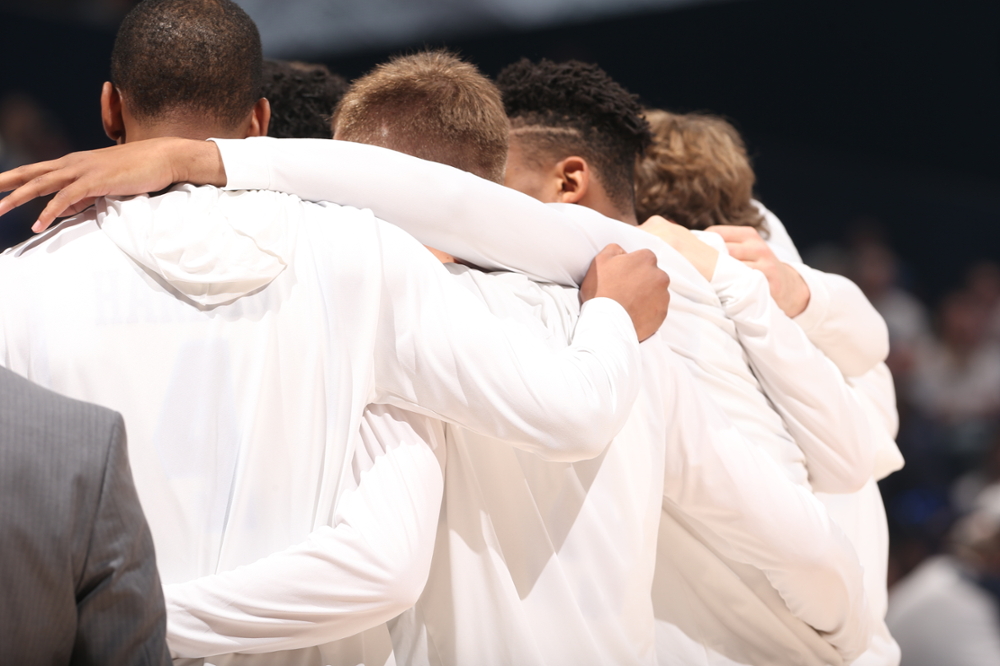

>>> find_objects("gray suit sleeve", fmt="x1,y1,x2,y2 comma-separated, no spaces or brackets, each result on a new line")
72,414,171,666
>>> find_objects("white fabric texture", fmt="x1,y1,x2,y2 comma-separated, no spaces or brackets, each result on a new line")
761,211,903,666
0,185,644,664
211,137,879,663
162,261,873,666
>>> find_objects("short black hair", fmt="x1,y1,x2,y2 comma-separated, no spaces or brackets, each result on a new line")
495,58,651,215
261,60,349,139
110,0,262,129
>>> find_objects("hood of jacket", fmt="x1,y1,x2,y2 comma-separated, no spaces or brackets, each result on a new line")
98,184,294,306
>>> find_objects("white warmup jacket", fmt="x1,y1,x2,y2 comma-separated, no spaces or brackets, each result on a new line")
161,258,872,666
0,185,646,665
763,206,903,666
196,137,884,664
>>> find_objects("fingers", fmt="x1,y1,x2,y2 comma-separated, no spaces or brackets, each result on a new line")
0,172,71,221
0,160,60,195
33,182,93,232
629,248,659,267
706,225,761,242
724,236,773,264
597,243,626,258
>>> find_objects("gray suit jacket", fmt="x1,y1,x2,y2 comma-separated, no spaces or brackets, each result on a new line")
0,367,170,665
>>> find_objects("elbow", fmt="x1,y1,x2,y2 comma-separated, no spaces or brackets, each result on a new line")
532,410,619,463
386,569,426,616
808,447,875,495
810,463,872,495
379,544,433,616
838,312,890,377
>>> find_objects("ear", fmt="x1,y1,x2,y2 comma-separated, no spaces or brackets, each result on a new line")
101,82,126,144
247,98,271,137
553,156,591,204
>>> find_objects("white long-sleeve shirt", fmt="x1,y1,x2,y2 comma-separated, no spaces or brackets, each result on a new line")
201,137,878,662
759,209,903,666
161,260,872,666
213,137,879,495
0,185,644,665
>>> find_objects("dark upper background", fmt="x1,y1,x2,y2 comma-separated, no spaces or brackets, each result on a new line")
1,0,998,303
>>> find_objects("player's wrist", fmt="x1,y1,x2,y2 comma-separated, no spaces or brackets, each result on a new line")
171,138,227,188
779,262,810,317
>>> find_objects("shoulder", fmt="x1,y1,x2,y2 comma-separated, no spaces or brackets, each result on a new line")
754,200,802,264
0,368,121,463
3,208,103,262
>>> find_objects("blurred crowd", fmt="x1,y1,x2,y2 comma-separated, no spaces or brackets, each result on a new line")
0,92,71,250
807,228,1000,587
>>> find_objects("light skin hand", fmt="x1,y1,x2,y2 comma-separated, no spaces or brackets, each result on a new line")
639,215,719,282
580,243,671,342
706,225,810,317
0,137,225,233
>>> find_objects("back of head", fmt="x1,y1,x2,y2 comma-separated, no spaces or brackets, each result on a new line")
110,0,262,130
262,60,349,139
635,109,766,233
332,50,508,183
495,58,651,217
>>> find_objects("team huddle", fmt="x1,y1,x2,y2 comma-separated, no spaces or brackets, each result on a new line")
0,0,902,665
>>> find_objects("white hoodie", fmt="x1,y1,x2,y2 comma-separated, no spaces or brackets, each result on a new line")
0,184,643,664
192,137,881,664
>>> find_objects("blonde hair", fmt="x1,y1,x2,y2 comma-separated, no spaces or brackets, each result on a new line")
635,109,766,234
332,50,509,183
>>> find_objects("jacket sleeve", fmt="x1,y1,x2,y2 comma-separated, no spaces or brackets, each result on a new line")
213,137,594,287
656,346,873,663
371,219,641,462
758,205,889,379
74,413,171,665
709,253,877,493
165,405,446,658
790,263,890,377
757,207,902,480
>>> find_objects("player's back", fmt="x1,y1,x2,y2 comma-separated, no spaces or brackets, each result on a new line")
389,265,665,666
0,185,390,586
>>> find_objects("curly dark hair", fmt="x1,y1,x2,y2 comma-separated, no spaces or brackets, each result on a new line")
635,109,766,234
110,0,262,129
262,60,349,139
495,58,651,216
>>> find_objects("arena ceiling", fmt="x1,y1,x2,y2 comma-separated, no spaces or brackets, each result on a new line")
234,0,740,58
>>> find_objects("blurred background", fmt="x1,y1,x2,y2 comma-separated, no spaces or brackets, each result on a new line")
2,0,1000,651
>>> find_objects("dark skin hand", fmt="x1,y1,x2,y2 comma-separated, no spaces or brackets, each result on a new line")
581,243,670,342
0,137,224,232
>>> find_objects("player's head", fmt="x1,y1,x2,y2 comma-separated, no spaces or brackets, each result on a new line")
105,0,268,143
635,109,766,233
262,60,349,139
332,50,508,183
495,58,651,224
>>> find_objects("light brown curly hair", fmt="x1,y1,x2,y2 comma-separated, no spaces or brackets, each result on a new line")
635,109,767,234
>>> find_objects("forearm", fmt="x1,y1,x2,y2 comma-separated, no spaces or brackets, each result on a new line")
374,231,640,460
659,350,872,662
166,408,444,658
210,138,712,297
849,364,904,480
790,263,889,377
712,254,877,493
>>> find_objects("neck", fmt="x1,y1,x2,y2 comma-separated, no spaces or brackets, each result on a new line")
582,196,638,226
122,109,245,143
